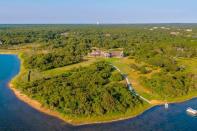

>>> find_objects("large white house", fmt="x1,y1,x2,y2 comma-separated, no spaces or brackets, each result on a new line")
90,48,124,58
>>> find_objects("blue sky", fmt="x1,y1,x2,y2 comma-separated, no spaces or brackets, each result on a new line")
0,0,197,24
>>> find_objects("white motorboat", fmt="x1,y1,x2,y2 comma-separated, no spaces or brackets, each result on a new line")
186,107,197,116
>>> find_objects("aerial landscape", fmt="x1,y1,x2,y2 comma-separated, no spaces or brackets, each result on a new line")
0,0,196,131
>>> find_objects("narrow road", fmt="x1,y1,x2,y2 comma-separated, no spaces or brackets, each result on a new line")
111,64,151,104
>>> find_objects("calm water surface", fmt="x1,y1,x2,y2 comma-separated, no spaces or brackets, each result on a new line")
0,54,196,131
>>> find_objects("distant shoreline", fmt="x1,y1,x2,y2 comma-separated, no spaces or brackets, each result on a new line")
1,51,197,126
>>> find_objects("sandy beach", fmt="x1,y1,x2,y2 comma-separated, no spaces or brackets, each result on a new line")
8,83,73,124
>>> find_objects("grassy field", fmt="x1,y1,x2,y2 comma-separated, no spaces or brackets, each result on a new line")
106,57,197,103
43,56,101,77
177,57,197,74
106,57,162,101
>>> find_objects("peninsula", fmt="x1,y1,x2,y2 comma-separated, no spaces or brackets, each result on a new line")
0,24,197,125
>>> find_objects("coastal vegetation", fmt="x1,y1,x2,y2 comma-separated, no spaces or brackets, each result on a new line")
18,61,143,117
0,24,196,124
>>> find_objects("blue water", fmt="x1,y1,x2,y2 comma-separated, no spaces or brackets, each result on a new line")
0,54,196,131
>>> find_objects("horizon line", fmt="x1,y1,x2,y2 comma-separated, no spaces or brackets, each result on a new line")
0,22,197,25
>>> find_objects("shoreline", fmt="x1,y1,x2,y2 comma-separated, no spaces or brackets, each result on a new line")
2,52,197,126
3,51,153,126
8,83,153,126
8,82,197,126
8,83,73,125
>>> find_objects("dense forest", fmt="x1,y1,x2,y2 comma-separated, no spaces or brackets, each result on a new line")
1,24,196,70
18,61,142,116
23,38,90,70
0,24,196,117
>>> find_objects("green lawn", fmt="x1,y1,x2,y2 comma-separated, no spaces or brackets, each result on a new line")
42,57,101,77
106,57,162,101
